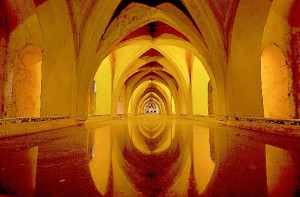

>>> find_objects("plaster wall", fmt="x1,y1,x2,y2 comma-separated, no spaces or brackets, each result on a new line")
261,44,290,118
94,56,112,115
192,57,209,115
11,44,42,117
2,0,42,117
36,0,77,117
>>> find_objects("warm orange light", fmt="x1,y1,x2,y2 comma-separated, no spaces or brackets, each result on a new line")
261,44,291,118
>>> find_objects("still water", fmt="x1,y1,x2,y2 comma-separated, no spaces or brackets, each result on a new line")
0,116,299,197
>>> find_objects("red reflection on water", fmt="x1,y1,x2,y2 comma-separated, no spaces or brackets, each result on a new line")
0,118,299,196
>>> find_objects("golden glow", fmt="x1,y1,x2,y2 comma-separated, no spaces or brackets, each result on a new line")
94,56,112,115
157,45,190,88
261,44,291,118
90,117,215,196
12,44,42,117
89,126,111,195
113,45,149,90
192,58,210,115
94,39,213,116
266,145,298,196
1,1,300,197
171,96,176,114
1,0,297,124
128,118,168,154
129,80,172,115
143,100,160,114
169,153,191,195
193,125,215,194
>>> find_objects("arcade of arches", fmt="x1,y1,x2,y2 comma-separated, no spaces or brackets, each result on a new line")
0,0,300,136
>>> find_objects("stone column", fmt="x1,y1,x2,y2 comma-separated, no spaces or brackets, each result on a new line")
290,32,300,118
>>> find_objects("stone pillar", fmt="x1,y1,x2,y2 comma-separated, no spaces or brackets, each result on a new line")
0,9,7,118
208,80,213,115
290,32,300,118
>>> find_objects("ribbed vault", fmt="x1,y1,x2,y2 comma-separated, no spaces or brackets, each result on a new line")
77,1,226,117
1,0,299,121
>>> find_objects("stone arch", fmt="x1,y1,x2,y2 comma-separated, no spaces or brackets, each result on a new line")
141,97,162,115
76,2,214,118
227,0,272,117
143,99,160,114
261,44,291,118
108,45,190,116
110,42,222,116
123,71,179,116
129,81,172,115
34,0,77,117
136,92,167,115
261,0,296,118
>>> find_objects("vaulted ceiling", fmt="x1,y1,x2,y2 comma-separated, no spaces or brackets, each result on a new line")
71,0,240,116
2,0,297,118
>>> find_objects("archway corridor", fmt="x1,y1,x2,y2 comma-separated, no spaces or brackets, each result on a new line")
0,0,300,196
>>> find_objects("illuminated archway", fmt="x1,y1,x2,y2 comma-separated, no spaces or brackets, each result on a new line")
143,100,160,114
192,56,210,115
110,44,191,116
138,94,166,115
260,0,299,118
129,81,172,115
76,2,226,118
261,44,291,118
93,55,112,115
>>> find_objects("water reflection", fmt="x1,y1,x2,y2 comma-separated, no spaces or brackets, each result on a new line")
90,125,111,195
0,146,38,197
192,125,215,195
0,117,299,196
266,145,299,196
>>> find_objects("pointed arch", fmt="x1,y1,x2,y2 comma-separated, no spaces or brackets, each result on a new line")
75,2,219,118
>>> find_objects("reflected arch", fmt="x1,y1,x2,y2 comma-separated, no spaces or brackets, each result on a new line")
261,43,291,118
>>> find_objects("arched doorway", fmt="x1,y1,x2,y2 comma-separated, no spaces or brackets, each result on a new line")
261,44,291,118
144,100,160,114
